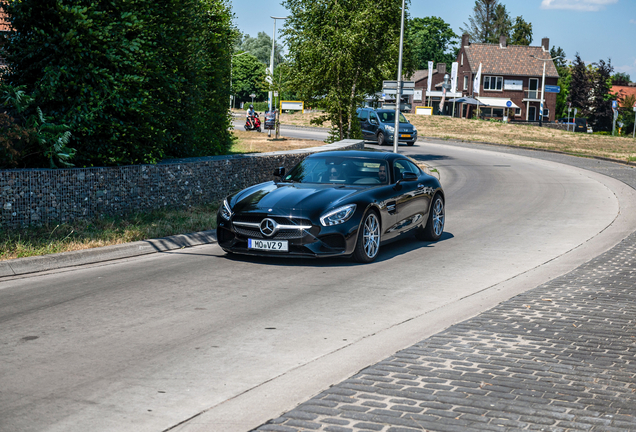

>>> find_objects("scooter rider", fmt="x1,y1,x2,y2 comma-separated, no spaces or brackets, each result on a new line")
246,104,258,129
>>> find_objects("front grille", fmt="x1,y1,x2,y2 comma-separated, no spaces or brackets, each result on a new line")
234,214,312,226
233,225,310,240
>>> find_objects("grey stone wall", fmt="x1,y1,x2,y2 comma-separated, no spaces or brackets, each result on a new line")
0,140,364,229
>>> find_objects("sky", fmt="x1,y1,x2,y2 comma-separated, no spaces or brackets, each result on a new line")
230,0,636,78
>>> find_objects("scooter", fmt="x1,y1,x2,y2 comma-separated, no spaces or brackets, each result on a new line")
244,114,261,132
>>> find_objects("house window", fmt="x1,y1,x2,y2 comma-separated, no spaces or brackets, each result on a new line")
528,78,539,99
463,76,468,90
483,76,503,91
514,108,521,116
543,108,550,118
461,53,464,66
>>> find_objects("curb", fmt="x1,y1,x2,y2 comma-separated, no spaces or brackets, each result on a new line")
0,230,217,278
418,135,636,167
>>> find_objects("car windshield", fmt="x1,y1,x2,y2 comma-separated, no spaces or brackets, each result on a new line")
377,111,408,123
284,156,389,186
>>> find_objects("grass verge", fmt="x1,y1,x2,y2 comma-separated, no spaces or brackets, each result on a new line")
2,129,325,262
0,204,219,261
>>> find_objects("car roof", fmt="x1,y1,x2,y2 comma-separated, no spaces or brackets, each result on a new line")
307,150,405,161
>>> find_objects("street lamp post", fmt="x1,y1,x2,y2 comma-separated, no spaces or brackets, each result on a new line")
269,16,288,113
531,55,563,127
393,0,406,153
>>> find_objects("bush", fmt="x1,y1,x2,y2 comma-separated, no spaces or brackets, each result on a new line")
0,0,235,167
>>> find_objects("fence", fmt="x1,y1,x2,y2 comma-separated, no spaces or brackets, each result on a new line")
0,140,364,229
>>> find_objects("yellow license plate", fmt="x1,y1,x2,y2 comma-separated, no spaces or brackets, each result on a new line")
400,134,411,138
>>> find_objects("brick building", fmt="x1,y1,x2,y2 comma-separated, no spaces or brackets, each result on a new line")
410,34,560,122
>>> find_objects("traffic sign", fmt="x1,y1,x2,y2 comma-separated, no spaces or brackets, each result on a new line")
612,100,618,109
545,85,561,93
506,101,512,108
382,81,398,88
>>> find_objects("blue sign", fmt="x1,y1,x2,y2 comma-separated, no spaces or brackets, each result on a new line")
545,85,561,93
506,101,512,107
612,100,618,109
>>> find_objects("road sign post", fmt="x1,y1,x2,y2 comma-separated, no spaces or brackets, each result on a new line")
612,100,618,136
573,108,577,132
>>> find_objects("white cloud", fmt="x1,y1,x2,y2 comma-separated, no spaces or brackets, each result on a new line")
630,19,636,24
541,0,618,11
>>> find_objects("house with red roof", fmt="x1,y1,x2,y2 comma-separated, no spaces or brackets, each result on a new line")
412,34,560,122
612,85,636,107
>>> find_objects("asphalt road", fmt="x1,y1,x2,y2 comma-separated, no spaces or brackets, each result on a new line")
2,136,636,432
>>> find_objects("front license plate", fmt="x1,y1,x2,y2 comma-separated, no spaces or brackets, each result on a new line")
248,239,289,252
400,134,411,138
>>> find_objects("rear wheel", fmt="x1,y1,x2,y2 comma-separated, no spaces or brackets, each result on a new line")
416,194,444,241
257,127,261,132
353,210,381,263
377,132,385,146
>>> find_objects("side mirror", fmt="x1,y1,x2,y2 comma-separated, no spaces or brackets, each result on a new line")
273,167,285,177
402,171,418,182
394,171,417,189
369,118,378,125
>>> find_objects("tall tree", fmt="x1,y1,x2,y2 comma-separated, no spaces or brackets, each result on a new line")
550,46,569,118
461,1,533,45
589,58,615,132
407,16,458,70
460,0,500,43
509,16,532,45
568,53,591,118
281,0,409,141
231,52,268,104
237,31,284,67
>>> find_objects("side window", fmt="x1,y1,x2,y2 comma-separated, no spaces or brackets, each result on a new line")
393,160,421,182
357,110,368,121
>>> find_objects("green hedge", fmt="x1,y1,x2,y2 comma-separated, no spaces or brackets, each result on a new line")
1,0,235,167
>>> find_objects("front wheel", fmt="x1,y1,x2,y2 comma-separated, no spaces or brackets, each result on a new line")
377,132,385,146
257,127,262,132
416,194,445,241
353,211,381,263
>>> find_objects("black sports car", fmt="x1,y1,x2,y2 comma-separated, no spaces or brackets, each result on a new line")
216,150,445,262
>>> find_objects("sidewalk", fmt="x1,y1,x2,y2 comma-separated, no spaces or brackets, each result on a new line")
253,143,636,432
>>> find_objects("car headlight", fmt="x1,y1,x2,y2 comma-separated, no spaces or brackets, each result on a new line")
220,198,233,220
385,125,394,133
320,204,357,226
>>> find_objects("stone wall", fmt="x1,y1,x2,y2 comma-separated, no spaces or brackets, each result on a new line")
0,140,364,229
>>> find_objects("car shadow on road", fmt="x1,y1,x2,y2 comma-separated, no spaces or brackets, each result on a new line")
219,231,454,268
408,153,453,162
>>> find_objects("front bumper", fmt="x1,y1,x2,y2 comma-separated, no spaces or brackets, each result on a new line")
216,211,361,258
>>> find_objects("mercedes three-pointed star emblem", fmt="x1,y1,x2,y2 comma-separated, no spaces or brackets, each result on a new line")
259,218,278,237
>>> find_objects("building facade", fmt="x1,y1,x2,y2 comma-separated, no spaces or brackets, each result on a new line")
410,34,559,122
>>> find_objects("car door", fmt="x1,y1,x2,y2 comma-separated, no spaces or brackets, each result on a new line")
357,109,374,139
389,159,431,235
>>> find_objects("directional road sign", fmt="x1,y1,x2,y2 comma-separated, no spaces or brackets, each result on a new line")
545,85,561,93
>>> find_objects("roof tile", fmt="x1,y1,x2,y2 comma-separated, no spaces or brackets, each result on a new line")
465,43,559,78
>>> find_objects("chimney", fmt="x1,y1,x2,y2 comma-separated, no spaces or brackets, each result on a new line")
499,35,507,48
541,37,549,51
437,63,446,75
461,33,470,48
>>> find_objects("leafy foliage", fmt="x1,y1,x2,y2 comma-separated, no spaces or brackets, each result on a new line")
550,46,569,118
281,0,411,141
1,84,74,168
568,53,592,118
461,0,532,45
611,72,631,86
236,31,284,66
231,52,268,105
509,16,532,45
406,17,458,70
0,0,234,167
589,58,615,132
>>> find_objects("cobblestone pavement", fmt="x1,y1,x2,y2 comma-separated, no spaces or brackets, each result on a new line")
253,144,636,432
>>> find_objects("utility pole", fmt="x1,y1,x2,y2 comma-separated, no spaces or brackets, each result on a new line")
393,0,406,153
